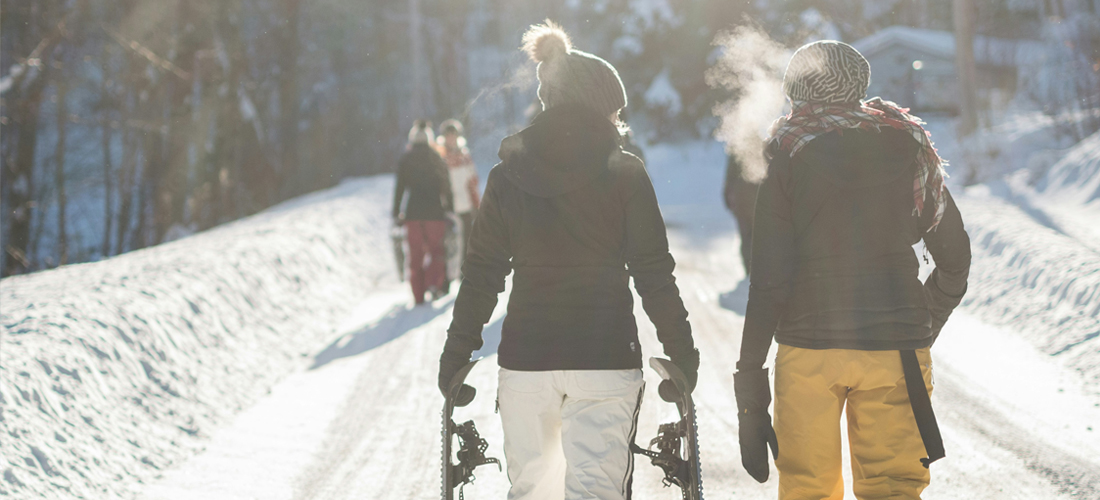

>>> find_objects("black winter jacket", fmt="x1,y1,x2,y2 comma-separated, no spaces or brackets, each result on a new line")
739,128,971,368
443,104,696,371
393,143,453,221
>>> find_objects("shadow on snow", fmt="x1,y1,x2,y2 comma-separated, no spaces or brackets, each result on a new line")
310,296,455,369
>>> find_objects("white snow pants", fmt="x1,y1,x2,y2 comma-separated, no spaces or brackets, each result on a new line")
497,368,645,500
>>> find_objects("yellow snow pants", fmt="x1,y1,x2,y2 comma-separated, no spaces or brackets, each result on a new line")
774,345,934,500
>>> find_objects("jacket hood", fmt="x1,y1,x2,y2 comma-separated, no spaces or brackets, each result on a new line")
794,127,921,188
499,103,620,197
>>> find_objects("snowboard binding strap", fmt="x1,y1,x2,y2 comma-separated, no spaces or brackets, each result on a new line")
449,419,501,500
631,421,691,495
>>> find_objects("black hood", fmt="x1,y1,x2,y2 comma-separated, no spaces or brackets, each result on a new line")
795,127,921,188
499,104,620,198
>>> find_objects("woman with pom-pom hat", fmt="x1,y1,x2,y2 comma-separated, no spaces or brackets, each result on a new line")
437,21,698,500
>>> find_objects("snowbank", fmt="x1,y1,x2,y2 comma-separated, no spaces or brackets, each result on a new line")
0,177,398,499
953,189,1100,399
915,113,1100,400
1027,130,1100,252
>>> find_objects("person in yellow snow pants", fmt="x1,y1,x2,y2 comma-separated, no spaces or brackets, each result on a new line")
731,40,972,500
774,346,934,500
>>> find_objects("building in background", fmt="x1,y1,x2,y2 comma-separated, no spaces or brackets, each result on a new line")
852,26,1043,114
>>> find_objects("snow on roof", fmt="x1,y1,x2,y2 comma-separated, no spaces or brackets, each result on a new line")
852,25,1044,68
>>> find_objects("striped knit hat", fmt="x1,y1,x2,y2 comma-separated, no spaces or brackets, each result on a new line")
522,20,627,117
783,41,870,104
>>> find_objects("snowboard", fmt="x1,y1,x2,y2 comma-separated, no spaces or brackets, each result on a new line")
444,219,461,283
441,359,500,500
632,357,704,500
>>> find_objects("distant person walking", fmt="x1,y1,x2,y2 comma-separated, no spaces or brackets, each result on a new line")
393,120,454,305
437,119,481,270
723,154,760,276
734,41,971,500
438,21,698,500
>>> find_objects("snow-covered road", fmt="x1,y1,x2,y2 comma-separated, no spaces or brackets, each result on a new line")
5,141,1099,500
131,161,1100,499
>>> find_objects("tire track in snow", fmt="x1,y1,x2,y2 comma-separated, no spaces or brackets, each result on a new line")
293,300,460,499
932,363,1100,499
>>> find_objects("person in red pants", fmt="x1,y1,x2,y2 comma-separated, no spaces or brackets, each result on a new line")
394,120,454,305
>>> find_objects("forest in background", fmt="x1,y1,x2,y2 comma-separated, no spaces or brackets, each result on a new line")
0,0,1092,276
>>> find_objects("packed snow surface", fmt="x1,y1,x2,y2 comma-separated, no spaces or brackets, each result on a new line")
3,136,1100,499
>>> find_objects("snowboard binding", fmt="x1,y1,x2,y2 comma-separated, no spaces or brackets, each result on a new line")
632,357,704,500
449,419,501,491
631,421,692,490
442,359,500,500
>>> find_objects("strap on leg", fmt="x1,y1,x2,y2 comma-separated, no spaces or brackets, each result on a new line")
901,349,945,468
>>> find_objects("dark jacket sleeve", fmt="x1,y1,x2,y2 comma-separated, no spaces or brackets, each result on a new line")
443,169,513,357
392,160,407,219
921,187,971,343
738,146,796,370
623,159,695,360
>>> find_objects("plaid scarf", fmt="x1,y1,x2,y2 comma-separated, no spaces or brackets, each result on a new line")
770,97,947,231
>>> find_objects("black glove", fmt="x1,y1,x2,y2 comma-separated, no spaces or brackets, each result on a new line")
659,348,700,402
438,351,475,407
734,367,778,483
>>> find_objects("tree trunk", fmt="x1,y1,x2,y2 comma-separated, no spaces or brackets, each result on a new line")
3,68,49,275
2,0,60,276
116,123,136,255
115,49,145,255
154,0,199,243
278,0,301,200
435,0,469,120
215,0,245,224
953,0,980,137
137,88,165,250
408,0,428,119
100,50,115,258
55,78,69,266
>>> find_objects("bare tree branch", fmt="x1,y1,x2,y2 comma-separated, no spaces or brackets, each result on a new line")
101,24,192,80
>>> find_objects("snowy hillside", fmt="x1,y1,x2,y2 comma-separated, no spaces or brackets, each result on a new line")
0,178,398,498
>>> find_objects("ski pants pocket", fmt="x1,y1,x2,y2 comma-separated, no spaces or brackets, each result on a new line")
499,369,549,394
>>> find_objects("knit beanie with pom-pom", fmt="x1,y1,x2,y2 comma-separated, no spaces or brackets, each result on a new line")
521,20,627,118
408,119,435,146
